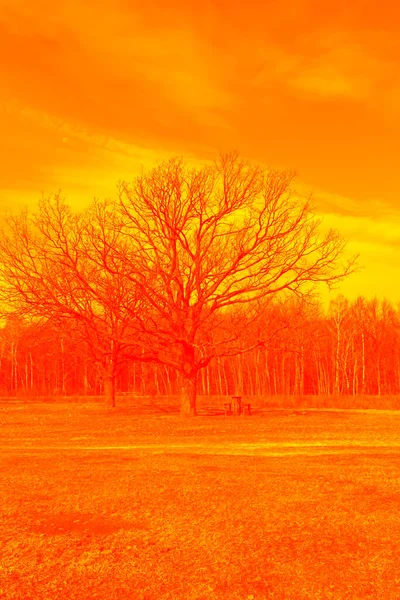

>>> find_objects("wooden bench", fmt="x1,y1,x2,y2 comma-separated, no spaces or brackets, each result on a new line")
242,403,251,415
223,402,232,415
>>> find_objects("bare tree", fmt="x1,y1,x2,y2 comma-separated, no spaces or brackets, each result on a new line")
0,196,143,406
328,295,352,394
116,152,357,415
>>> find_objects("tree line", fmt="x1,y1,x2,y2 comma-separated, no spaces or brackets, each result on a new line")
0,153,356,414
0,294,398,400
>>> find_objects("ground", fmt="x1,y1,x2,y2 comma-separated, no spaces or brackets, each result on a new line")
0,398,400,599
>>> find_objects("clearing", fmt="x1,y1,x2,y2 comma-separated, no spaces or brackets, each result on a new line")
1,399,400,600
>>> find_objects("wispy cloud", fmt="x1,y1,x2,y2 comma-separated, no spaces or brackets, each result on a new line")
287,33,399,100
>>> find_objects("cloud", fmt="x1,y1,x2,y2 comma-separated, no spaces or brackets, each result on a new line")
317,210,400,304
250,27,400,104
318,211,400,259
301,185,397,221
1,0,400,307
0,0,235,161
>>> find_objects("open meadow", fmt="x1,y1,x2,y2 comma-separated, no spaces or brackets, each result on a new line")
1,397,400,600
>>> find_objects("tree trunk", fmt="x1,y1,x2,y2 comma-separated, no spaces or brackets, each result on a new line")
103,364,116,407
265,350,270,395
217,357,223,396
104,375,116,407
335,324,340,394
343,345,350,394
353,356,358,396
60,337,66,396
300,344,305,395
377,361,381,396
361,331,366,393
30,351,34,395
205,365,210,396
222,361,229,395
25,357,28,392
164,365,171,395
180,373,197,416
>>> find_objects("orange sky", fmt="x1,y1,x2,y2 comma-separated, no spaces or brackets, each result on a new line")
1,0,400,305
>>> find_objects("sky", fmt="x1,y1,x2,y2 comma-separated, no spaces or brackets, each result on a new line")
1,0,400,305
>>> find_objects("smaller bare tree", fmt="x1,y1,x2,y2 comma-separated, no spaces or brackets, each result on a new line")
0,196,144,406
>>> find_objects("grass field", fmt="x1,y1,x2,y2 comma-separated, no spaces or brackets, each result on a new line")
1,398,400,599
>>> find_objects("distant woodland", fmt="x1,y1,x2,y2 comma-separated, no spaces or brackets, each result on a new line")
0,295,396,399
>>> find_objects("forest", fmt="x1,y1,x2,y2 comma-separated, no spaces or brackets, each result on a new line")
0,294,397,400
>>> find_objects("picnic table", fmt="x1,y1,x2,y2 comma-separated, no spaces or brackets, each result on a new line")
232,395,242,415
223,396,251,416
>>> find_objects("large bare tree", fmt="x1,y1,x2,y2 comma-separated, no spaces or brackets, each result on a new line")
116,152,357,415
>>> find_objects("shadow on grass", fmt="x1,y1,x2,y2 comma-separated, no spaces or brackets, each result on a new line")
105,402,181,416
